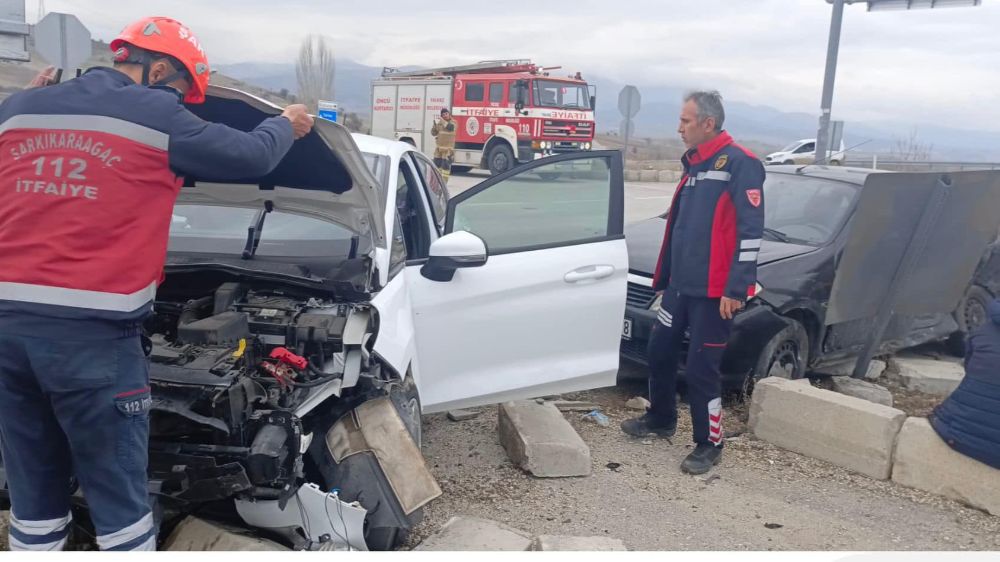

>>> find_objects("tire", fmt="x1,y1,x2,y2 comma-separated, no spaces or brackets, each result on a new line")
486,143,515,175
537,172,560,181
949,284,993,357
389,375,422,448
829,160,842,166
743,318,810,397
782,160,795,165
451,165,472,175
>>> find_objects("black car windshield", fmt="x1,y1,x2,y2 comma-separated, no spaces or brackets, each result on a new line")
168,204,356,257
764,175,858,246
533,80,591,110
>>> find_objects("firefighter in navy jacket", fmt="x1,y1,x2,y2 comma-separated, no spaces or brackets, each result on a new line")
621,91,765,475
0,17,313,551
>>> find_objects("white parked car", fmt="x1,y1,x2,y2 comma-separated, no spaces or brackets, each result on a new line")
764,138,846,166
0,86,629,551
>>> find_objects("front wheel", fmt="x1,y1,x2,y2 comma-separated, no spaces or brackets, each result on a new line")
743,318,810,397
486,143,515,175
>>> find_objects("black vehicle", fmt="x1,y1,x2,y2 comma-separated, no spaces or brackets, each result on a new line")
621,165,997,390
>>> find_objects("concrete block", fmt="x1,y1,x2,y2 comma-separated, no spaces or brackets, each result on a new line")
163,516,288,551
499,401,591,477
447,409,479,422
896,357,964,396
814,359,887,381
749,377,906,480
415,517,532,551
535,535,628,551
657,170,681,183
639,169,659,182
892,417,1000,516
550,400,600,412
624,170,640,182
830,377,894,407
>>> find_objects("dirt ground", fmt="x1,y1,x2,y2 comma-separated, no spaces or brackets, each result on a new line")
405,373,999,551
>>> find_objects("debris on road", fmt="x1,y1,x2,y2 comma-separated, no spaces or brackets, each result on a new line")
551,400,601,412
448,409,480,422
581,410,611,427
765,523,784,530
625,396,651,410
498,401,592,477
415,517,532,551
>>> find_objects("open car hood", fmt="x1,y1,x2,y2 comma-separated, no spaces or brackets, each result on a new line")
180,86,386,249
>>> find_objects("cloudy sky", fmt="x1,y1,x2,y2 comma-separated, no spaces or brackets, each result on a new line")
38,0,1000,132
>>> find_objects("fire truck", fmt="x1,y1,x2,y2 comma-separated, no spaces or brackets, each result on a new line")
371,60,596,175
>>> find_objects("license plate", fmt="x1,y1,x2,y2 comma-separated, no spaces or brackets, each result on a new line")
622,318,633,340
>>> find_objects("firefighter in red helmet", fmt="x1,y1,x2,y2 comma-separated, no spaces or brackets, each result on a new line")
0,16,313,551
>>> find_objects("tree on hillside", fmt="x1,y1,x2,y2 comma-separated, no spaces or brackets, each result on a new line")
295,35,335,114
890,128,933,163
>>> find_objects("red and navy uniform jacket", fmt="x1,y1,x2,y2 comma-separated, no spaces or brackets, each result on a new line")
652,131,766,300
0,67,294,339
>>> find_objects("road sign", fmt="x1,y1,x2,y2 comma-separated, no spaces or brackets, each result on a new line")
318,100,338,123
618,86,641,161
34,12,91,77
0,0,30,62
618,85,641,118
619,119,635,139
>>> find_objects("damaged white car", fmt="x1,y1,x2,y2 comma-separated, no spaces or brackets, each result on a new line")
0,86,628,551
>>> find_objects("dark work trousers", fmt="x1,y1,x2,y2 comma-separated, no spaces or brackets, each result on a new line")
0,333,156,551
646,287,733,446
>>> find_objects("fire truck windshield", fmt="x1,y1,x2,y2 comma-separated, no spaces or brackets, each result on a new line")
532,80,591,110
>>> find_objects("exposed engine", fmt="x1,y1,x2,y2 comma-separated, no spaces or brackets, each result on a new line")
143,275,365,507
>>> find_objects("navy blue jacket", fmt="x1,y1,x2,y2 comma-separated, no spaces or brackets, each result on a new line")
652,131,766,299
931,299,1000,469
0,67,294,340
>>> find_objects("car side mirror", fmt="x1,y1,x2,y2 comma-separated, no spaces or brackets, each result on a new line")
515,101,524,113
421,231,489,282
590,95,596,110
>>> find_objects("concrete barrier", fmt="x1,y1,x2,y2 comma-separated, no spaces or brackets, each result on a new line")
535,535,628,551
499,401,591,477
639,170,660,182
749,377,906,480
892,417,1000,516
895,357,964,396
415,517,533,551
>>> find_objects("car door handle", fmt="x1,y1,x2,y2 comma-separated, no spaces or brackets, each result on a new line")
564,265,615,283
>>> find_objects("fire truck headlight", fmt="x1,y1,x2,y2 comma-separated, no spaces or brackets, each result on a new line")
583,142,592,150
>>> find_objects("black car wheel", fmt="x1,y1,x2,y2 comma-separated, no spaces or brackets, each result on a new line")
948,285,993,356
744,318,810,396
487,144,515,175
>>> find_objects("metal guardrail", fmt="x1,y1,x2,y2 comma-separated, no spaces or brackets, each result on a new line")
842,159,1000,172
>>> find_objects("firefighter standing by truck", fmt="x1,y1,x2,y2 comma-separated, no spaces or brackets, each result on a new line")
431,108,457,182
0,16,313,551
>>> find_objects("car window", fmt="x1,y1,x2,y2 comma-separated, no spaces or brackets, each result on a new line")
764,175,858,245
796,143,815,154
409,152,449,233
169,205,354,256
451,157,613,254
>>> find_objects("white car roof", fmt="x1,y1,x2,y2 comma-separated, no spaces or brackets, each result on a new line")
352,133,415,160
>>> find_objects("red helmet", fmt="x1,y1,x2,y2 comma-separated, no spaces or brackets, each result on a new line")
110,17,210,104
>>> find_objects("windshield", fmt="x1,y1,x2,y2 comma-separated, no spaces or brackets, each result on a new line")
779,141,804,153
168,204,356,257
763,175,858,246
533,80,591,110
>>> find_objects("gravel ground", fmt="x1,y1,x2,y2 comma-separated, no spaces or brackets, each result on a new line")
405,374,1000,551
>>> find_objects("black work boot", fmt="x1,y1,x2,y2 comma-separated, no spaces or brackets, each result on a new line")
681,443,723,475
620,413,676,438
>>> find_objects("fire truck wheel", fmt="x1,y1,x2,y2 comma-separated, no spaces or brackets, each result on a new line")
487,144,515,175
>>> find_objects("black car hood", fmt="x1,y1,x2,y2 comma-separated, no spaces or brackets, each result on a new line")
625,217,817,276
